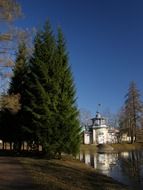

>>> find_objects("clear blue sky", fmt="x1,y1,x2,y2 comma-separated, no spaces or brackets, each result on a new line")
16,0,143,115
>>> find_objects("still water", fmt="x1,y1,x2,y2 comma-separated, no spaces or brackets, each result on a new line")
78,150,143,190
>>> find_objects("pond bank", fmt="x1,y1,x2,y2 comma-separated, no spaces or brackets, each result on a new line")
80,143,143,152
111,143,143,152
20,157,130,190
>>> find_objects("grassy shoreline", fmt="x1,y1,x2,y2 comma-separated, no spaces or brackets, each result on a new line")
20,157,130,190
111,142,143,151
80,143,143,152
18,143,142,189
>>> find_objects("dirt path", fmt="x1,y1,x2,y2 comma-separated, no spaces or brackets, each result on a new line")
0,157,38,190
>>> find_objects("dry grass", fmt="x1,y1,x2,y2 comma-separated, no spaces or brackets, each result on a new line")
19,157,130,190
80,144,97,151
80,143,143,153
111,143,143,151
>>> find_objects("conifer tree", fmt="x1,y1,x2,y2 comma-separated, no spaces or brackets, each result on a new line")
121,81,143,143
8,42,29,150
23,22,81,156
53,28,81,156
9,42,28,95
23,21,57,154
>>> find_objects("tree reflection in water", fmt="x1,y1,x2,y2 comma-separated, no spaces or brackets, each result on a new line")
78,150,143,190
119,150,143,189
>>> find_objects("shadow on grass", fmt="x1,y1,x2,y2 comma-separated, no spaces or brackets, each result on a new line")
0,149,44,157
0,150,131,190
20,158,130,190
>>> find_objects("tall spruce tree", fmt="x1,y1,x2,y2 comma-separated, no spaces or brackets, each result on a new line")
23,21,57,154
53,28,81,156
8,42,29,150
9,42,28,95
121,81,143,143
23,22,81,156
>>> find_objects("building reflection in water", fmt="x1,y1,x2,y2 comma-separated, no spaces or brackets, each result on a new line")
78,150,143,190
78,152,118,175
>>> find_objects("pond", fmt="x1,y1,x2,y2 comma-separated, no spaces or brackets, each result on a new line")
78,150,143,190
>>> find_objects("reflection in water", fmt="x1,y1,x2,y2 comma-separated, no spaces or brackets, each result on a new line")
78,152,118,175
78,150,143,190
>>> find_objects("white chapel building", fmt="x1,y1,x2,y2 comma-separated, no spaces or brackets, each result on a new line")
83,112,118,144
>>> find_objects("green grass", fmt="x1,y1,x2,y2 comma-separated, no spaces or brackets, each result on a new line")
19,157,130,190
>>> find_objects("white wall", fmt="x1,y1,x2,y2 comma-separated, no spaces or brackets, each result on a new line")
84,132,91,144
95,128,108,144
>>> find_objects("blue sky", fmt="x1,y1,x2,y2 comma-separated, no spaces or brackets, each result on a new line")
16,0,143,115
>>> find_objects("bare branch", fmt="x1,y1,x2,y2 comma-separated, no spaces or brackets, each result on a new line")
0,93,21,113
0,0,21,22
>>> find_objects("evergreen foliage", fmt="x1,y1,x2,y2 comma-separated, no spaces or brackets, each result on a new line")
7,42,29,150
1,21,81,155
23,22,57,154
13,21,81,156
53,28,81,155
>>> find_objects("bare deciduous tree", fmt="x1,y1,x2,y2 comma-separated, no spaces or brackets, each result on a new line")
0,0,21,111
0,0,21,88
79,108,93,130
0,93,20,112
